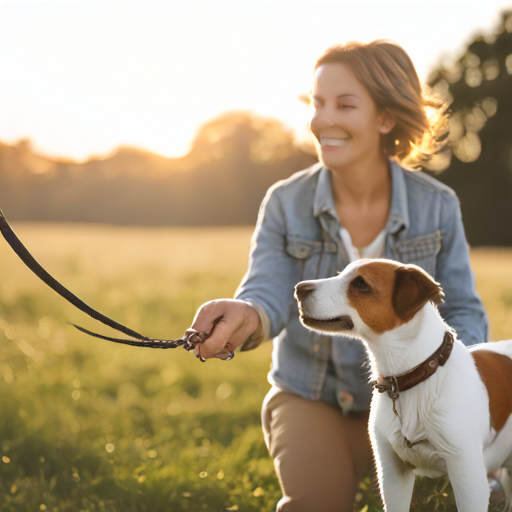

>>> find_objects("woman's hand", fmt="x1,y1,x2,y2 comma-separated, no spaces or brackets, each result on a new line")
189,299,262,360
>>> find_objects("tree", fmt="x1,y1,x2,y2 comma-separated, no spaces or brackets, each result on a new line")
426,10,512,245
0,112,316,225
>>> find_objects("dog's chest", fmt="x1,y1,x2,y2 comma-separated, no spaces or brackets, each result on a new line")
392,433,446,477
386,406,447,478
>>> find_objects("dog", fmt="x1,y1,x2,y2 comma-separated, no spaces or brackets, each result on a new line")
294,258,512,512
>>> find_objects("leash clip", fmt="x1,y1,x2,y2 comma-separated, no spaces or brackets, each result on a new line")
373,375,400,400
387,375,400,400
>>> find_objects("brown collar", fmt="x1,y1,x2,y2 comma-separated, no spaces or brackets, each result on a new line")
371,331,454,400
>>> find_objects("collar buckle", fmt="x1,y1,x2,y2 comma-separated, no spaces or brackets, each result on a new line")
371,331,454,399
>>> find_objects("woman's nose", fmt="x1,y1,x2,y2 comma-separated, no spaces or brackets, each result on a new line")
309,106,334,131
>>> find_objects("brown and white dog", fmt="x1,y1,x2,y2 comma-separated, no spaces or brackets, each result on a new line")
295,258,512,512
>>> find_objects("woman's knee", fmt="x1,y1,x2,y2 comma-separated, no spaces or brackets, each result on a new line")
262,390,369,510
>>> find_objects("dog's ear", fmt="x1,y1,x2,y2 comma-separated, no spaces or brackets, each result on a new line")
392,265,444,323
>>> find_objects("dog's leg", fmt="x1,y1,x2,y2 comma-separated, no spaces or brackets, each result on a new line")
501,455,512,508
372,430,415,512
445,453,490,512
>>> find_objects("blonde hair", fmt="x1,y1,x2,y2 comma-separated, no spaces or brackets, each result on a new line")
315,40,447,169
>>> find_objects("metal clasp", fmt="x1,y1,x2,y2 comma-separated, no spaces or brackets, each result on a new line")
387,375,400,401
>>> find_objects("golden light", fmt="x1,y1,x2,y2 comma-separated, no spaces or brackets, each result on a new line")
1,1,511,161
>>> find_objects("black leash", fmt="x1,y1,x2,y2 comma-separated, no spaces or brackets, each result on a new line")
0,209,232,360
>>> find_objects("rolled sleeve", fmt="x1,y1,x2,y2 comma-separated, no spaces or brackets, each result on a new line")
234,184,302,348
435,194,488,346
238,300,270,350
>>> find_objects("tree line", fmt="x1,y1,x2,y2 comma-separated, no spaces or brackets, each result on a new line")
1,11,511,245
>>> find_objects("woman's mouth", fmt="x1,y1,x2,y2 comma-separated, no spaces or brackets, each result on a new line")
320,136,349,147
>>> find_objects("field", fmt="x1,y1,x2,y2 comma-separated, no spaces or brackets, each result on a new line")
0,223,511,512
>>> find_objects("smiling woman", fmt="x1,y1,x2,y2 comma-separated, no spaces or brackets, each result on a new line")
186,39,488,511
310,62,393,177
309,41,449,249
311,41,448,171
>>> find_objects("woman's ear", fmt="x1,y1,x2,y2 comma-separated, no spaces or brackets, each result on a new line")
378,111,395,135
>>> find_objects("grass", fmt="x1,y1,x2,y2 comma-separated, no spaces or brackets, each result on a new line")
0,223,511,511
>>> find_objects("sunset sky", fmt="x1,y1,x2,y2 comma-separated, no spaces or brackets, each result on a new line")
1,0,511,161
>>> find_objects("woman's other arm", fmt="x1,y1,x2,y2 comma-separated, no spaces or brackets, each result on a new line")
436,193,488,346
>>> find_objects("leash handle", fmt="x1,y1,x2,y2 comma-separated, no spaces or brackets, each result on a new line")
0,208,233,359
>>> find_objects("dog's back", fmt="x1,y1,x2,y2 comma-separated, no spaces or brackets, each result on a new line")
470,340,512,435
470,339,512,359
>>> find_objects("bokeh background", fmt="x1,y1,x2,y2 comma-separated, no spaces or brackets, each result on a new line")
1,0,512,244
1,1,512,511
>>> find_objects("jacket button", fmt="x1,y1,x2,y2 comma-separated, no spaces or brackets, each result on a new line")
337,390,354,414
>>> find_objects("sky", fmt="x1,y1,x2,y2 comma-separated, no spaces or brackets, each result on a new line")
1,0,511,161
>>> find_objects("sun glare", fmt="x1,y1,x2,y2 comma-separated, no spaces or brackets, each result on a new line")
0,1,510,161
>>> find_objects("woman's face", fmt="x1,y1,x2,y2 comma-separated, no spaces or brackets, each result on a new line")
309,62,394,172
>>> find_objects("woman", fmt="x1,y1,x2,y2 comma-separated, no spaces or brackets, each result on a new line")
189,40,488,510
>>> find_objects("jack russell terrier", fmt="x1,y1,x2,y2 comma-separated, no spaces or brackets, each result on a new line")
295,258,512,512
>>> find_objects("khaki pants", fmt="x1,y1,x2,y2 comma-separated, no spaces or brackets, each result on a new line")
262,387,375,512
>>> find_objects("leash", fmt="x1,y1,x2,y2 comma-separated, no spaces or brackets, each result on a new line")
0,209,233,361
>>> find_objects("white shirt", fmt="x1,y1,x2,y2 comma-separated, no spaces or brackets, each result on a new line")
339,226,386,263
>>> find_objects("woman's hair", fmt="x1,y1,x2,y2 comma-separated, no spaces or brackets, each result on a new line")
315,40,447,169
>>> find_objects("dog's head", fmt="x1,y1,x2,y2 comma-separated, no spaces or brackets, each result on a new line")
295,259,444,338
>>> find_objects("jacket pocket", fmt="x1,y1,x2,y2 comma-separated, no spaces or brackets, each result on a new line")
395,230,442,277
286,236,337,281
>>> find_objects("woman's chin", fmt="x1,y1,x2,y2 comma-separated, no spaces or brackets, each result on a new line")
318,151,353,171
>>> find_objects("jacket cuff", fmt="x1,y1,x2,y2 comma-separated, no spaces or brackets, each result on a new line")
240,300,270,351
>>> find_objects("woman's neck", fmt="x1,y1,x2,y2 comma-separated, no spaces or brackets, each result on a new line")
328,153,392,248
329,153,391,209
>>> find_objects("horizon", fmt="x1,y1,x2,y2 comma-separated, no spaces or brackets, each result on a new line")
1,0,511,162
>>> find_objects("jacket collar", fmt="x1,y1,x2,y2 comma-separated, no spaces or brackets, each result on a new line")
313,159,409,236
312,166,337,219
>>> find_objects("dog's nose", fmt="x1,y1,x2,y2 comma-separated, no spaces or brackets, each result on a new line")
295,282,316,302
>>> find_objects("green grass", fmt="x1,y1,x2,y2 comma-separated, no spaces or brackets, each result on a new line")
0,224,511,511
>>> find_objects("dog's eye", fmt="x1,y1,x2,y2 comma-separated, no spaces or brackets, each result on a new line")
351,276,371,293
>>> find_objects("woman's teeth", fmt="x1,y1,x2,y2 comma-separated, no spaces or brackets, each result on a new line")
321,137,348,146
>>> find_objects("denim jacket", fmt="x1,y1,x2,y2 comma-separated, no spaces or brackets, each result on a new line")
235,160,488,411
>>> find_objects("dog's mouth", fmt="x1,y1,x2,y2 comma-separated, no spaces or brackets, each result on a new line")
300,314,354,333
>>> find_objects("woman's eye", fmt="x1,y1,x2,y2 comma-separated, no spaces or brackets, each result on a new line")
351,276,371,292
338,105,354,110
